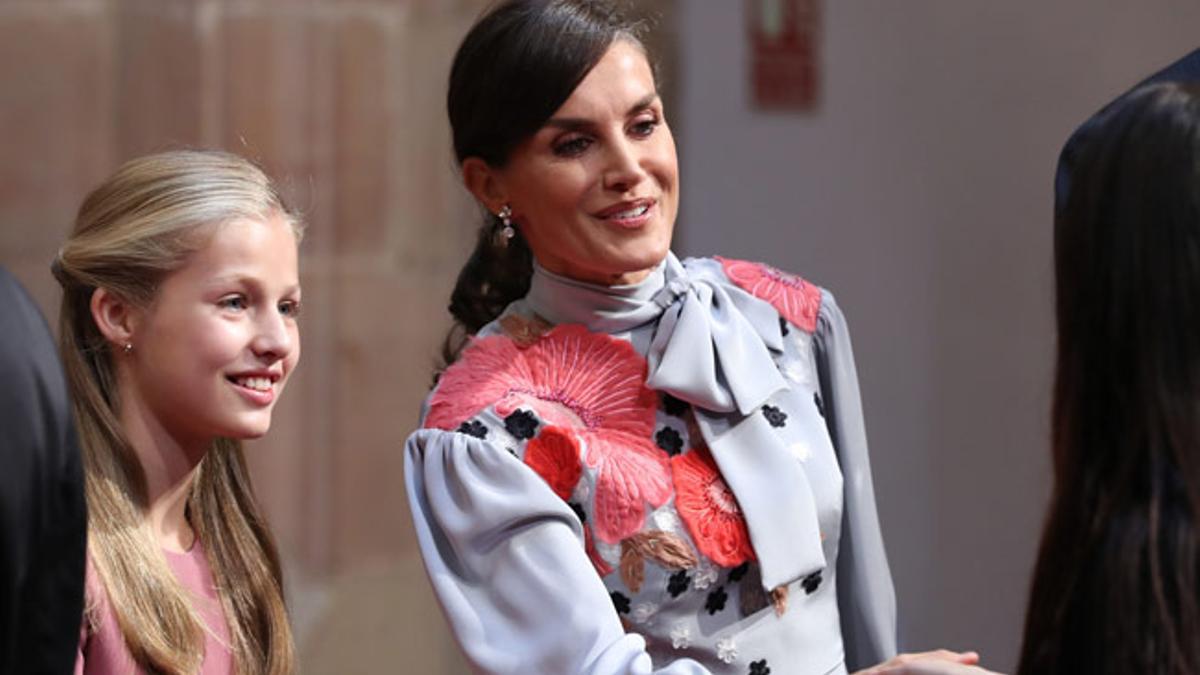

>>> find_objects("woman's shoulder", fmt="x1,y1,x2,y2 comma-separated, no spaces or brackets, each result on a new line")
422,315,653,436
684,255,831,335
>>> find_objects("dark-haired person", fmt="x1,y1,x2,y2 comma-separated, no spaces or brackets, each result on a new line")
1054,47,1200,217
0,265,87,674
403,2,995,674
1019,82,1200,675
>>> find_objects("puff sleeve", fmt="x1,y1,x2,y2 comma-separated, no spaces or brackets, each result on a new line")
812,292,898,670
405,428,712,675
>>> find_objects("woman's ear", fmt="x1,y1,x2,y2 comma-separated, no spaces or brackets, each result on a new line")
462,157,508,215
90,287,138,350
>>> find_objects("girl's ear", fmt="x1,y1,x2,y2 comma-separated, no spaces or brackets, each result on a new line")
90,287,138,351
462,157,509,215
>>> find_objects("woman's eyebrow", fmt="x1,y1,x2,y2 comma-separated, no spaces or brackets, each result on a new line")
544,93,661,131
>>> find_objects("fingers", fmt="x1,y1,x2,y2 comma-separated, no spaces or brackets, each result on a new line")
856,649,999,675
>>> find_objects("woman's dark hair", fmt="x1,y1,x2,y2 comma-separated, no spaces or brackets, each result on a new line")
441,0,649,366
1019,82,1200,675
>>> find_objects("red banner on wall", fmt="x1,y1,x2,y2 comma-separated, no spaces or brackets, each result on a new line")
748,0,820,111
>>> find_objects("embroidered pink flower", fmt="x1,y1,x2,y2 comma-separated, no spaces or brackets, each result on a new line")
427,324,672,544
524,426,582,500
671,446,755,568
716,257,822,333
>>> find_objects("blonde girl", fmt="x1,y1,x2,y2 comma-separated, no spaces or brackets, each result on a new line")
55,150,300,674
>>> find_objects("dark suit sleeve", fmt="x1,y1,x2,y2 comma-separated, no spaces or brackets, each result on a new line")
0,267,87,675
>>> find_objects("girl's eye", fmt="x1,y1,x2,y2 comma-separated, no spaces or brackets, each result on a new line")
219,295,248,311
279,300,301,319
553,136,592,157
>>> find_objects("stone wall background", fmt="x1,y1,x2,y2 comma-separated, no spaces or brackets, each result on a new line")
0,0,674,671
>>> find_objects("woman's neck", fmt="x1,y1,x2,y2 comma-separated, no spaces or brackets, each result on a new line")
117,388,208,554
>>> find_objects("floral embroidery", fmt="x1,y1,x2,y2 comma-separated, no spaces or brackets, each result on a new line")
631,602,658,623
671,447,756,568
655,427,684,456
693,559,719,590
670,624,691,649
761,405,788,428
499,313,553,347
788,441,811,462
504,409,539,439
620,530,699,593
523,426,582,500
667,570,691,597
705,586,728,614
750,659,771,675
586,528,614,577
653,509,680,533
802,570,823,595
426,325,672,544
717,637,738,664
717,257,822,333
456,419,488,439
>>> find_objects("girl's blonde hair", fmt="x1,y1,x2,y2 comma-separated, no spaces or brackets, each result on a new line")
54,150,300,674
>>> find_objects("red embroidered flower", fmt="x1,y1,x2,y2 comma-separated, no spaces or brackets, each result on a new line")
716,257,822,333
524,426,582,500
671,446,755,568
426,324,672,544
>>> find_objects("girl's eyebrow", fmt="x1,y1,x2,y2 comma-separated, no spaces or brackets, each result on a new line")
544,93,661,132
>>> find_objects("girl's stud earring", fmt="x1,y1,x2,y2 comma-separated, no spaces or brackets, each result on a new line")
123,342,133,355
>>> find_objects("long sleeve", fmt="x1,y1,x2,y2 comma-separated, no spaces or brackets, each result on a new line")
405,428,712,675
813,292,897,671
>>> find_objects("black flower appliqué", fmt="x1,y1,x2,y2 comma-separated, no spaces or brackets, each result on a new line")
667,570,691,598
802,571,822,595
456,419,488,439
779,315,790,337
750,659,771,675
705,586,728,615
504,409,539,440
611,591,631,614
661,393,689,417
569,502,587,524
761,405,788,428
656,427,684,456
813,392,825,418
728,562,750,583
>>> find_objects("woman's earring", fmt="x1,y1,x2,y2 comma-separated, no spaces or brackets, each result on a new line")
123,342,133,355
498,205,515,240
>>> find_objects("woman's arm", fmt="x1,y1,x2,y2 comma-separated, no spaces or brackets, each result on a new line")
406,428,712,675
813,291,899,670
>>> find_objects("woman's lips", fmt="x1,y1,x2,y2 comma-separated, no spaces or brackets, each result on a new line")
594,199,656,229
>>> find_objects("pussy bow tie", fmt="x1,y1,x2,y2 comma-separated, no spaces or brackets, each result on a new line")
526,253,827,589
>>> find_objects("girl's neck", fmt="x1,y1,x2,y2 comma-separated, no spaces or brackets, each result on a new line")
117,388,209,554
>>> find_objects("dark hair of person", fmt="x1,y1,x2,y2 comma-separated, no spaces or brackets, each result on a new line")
1019,82,1200,675
440,0,649,368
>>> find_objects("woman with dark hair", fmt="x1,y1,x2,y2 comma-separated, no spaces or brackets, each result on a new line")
405,2,989,673
1019,82,1200,675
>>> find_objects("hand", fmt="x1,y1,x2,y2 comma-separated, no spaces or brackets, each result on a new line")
855,650,1005,675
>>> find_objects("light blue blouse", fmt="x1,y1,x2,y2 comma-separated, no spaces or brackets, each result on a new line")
405,255,896,674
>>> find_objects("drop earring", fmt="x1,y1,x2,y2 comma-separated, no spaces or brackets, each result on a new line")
498,205,515,240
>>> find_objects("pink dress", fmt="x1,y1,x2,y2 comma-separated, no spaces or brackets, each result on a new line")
75,543,234,674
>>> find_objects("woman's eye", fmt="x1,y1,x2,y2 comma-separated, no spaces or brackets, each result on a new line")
553,136,592,157
219,295,248,311
279,300,301,319
630,118,658,138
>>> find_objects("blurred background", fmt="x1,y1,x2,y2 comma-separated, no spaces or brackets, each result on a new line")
2,0,1198,672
